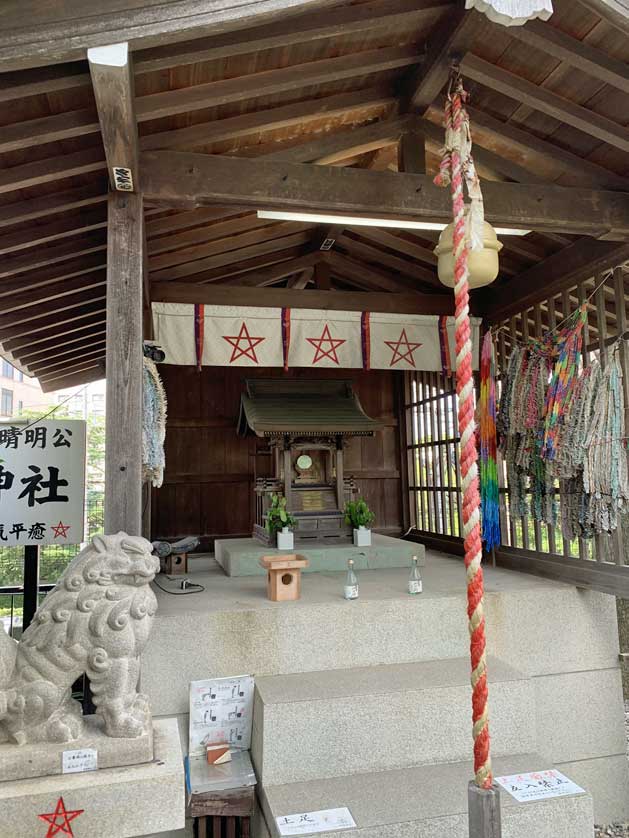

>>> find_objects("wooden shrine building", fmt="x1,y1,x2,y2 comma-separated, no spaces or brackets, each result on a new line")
2,0,629,835
238,378,382,544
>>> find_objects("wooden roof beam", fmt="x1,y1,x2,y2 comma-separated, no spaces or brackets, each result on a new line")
139,150,629,237
150,230,314,283
141,87,396,153
151,281,454,315
0,0,346,72
464,105,629,191
28,345,107,377
481,239,629,322
213,251,320,287
578,0,629,38
508,19,629,94
0,1,448,102
88,42,139,193
461,53,629,153
405,7,489,114
39,365,105,393
2,310,106,354
0,48,418,155
20,329,107,364
414,116,546,184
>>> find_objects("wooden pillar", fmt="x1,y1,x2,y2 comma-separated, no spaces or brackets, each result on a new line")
335,436,344,508
398,131,426,175
105,191,144,535
283,438,292,511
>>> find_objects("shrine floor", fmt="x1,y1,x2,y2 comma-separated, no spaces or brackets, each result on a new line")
143,549,629,837
214,533,424,576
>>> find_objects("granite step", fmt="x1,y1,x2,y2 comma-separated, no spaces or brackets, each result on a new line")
257,754,594,838
252,657,536,785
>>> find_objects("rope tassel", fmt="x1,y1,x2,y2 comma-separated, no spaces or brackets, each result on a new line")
435,69,493,790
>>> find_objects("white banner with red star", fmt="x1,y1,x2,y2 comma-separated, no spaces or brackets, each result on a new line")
152,303,480,372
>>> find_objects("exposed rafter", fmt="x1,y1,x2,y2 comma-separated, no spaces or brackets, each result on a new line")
461,53,629,153
0,0,346,71
405,8,488,114
508,19,629,94
482,239,629,322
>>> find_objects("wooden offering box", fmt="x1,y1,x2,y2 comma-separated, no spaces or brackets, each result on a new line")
259,554,309,601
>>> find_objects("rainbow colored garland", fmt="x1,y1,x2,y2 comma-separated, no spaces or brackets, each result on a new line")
479,331,500,551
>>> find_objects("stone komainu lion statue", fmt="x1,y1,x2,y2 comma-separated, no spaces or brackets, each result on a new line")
0,533,160,745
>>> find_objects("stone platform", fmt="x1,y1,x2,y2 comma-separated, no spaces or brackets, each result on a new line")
214,533,423,577
0,718,184,838
0,714,153,782
143,551,629,828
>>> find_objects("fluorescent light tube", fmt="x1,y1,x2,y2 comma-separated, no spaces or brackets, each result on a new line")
257,210,530,237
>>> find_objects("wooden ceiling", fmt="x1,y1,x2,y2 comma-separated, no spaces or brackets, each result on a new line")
1,0,629,389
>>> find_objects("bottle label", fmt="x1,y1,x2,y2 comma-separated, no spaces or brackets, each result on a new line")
408,580,423,594
344,585,358,600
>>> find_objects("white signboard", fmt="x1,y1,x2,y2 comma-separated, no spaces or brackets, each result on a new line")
276,807,357,836
62,748,97,774
0,420,86,547
495,770,585,803
189,674,254,757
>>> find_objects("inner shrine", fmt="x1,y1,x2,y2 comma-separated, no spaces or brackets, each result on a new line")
237,378,382,545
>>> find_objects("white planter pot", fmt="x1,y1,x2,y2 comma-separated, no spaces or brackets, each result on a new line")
353,526,371,547
277,527,294,550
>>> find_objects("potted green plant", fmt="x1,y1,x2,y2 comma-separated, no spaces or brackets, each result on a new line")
266,493,297,549
344,498,375,547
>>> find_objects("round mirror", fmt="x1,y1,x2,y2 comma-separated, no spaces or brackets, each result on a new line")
296,454,313,471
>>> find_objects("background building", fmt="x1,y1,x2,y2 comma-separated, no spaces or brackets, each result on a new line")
0,360,52,418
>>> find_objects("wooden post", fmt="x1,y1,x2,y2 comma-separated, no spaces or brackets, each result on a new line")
22,544,40,630
468,782,502,838
398,131,426,174
283,439,292,511
336,436,345,509
104,191,144,535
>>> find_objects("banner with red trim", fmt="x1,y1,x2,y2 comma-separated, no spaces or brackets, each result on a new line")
152,303,480,372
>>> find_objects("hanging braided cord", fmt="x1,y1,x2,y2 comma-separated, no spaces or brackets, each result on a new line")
435,69,492,790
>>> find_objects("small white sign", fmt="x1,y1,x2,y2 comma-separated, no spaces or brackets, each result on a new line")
495,769,585,803
62,748,97,774
276,807,356,836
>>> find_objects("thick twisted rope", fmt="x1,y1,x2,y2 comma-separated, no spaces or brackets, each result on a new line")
435,70,492,790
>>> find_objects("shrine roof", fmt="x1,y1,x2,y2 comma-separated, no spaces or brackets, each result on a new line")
237,379,383,437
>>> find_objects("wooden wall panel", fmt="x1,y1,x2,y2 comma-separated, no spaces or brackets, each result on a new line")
151,366,404,548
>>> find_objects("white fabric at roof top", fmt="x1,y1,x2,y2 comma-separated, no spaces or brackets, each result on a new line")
465,0,553,25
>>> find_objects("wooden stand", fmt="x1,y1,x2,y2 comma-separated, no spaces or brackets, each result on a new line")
160,552,188,575
259,555,309,601
191,784,254,838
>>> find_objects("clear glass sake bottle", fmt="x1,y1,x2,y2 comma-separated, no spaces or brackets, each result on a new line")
344,559,359,600
408,556,423,594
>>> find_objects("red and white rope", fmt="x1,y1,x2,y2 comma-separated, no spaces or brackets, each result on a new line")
435,70,493,790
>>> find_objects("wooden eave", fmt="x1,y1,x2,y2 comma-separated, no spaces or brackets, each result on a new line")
0,0,628,389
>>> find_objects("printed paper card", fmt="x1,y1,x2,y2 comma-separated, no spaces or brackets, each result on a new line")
495,770,586,803
189,674,254,757
276,807,357,836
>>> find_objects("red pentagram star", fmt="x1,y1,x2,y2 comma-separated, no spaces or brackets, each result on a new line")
38,797,84,837
51,521,71,539
306,324,346,365
222,322,265,363
384,328,423,368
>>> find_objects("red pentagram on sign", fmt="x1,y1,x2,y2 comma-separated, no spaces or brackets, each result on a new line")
384,329,423,367
51,521,71,539
38,797,84,837
222,322,265,363
306,324,346,365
